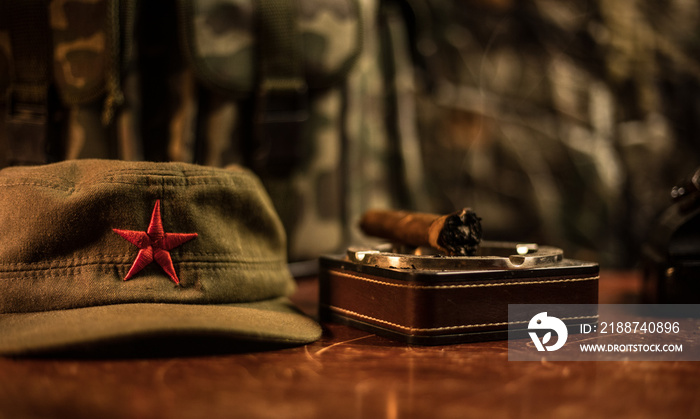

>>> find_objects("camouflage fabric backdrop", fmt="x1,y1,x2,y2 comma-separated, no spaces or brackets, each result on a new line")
411,0,700,266
1,0,699,267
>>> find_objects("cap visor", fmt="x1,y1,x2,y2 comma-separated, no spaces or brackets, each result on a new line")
0,297,322,357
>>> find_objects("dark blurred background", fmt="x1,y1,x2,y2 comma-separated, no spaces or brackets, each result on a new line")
409,0,700,268
1,0,699,268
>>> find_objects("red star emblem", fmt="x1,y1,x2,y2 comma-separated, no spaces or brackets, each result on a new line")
113,200,198,284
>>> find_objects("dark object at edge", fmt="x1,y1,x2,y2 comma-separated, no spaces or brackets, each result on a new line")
643,167,700,303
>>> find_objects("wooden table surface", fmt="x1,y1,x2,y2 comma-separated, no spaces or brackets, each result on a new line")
0,270,698,419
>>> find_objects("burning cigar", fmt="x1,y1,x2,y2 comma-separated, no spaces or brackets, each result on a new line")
359,208,482,256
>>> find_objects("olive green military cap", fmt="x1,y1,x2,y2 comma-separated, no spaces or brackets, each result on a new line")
0,160,321,355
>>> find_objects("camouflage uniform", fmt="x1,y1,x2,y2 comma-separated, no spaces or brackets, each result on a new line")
0,0,428,263
413,0,700,266
4,0,698,267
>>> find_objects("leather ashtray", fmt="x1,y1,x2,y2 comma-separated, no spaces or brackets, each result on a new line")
319,241,599,345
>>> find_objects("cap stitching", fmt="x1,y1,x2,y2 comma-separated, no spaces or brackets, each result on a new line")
0,181,76,192
0,256,286,272
0,178,259,190
105,167,236,175
0,261,288,278
97,178,256,187
0,163,254,190
0,168,259,191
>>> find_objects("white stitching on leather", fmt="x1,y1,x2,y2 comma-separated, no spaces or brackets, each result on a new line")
329,269,599,289
328,305,598,332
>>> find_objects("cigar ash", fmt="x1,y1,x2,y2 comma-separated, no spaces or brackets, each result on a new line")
436,208,482,256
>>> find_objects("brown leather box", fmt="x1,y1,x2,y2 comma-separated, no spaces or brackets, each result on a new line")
319,242,599,345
